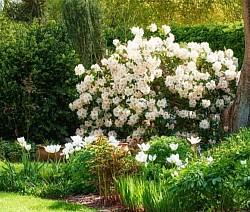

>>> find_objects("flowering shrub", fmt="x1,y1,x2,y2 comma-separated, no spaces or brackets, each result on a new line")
70,24,239,143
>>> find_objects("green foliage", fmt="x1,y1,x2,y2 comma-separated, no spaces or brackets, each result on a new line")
4,0,45,22
118,176,144,211
168,128,250,211
87,136,138,205
171,22,245,68
0,21,80,143
101,0,242,29
65,148,98,195
62,0,104,68
148,136,192,167
44,0,63,22
0,140,36,162
0,14,27,44
118,129,250,211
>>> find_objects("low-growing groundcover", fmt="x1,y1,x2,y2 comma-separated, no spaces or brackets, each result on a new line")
0,192,96,211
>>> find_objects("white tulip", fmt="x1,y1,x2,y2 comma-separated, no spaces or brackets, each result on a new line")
169,143,178,151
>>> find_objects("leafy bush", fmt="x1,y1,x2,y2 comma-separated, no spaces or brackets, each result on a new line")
0,21,80,143
65,148,98,195
148,136,192,167
167,128,250,211
70,25,239,143
0,139,36,162
118,129,250,211
62,0,104,68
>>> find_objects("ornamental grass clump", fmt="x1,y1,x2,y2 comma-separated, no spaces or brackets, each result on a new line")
70,24,239,144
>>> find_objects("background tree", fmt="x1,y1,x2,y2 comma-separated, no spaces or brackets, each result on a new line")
62,0,104,68
4,0,45,22
226,0,250,131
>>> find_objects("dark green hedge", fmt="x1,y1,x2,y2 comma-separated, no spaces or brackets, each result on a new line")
0,21,80,143
104,22,245,68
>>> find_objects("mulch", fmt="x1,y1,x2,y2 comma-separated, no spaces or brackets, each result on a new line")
64,194,128,212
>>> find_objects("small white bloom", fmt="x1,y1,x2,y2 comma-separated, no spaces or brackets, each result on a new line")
61,142,75,159
162,25,171,35
207,156,213,164
137,143,150,152
44,144,61,154
113,39,120,46
24,144,31,151
148,154,157,161
74,64,85,76
135,151,148,163
71,135,85,151
171,171,179,177
167,154,182,166
225,49,234,58
199,119,210,129
108,136,120,147
17,137,26,147
240,160,247,165
84,136,96,144
149,23,157,32
169,143,178,151
187,136,201,145
201,100,211,108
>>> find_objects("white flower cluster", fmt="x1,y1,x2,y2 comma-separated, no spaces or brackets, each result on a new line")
167,143,188,169
59,135,122,159
17,137,31,151
70,24,239,141
135,142,156,164
44,144,61,154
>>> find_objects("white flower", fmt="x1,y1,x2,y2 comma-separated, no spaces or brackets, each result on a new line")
199,119,210,129
149,23,157,32
225,49,234,58
169,143,178,151
162,25,171,35
17,137,26,147
44,144,61,154
187,136,201,145
240,160,247,165
135,151,148,163
113,39,120,46
71,135,85,151
108,136,120,147
137,143,150,152
61,143,75,159
171,171,179,177
201,100,211,108
148,154,157,161
24,144,31,151
74,64,85,76
131,27,144,37
207,156,213,164
84,136,96,144
17,137,31,151
167,154,182,166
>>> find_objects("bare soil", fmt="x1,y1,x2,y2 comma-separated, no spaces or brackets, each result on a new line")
64,194,128,212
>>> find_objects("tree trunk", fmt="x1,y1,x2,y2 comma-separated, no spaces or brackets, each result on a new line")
226,0,250,132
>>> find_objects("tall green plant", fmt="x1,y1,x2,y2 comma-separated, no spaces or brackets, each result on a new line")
0,21,80,142
62,0,104,68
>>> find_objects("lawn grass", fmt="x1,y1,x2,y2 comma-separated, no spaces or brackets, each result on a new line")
0,192,97,212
